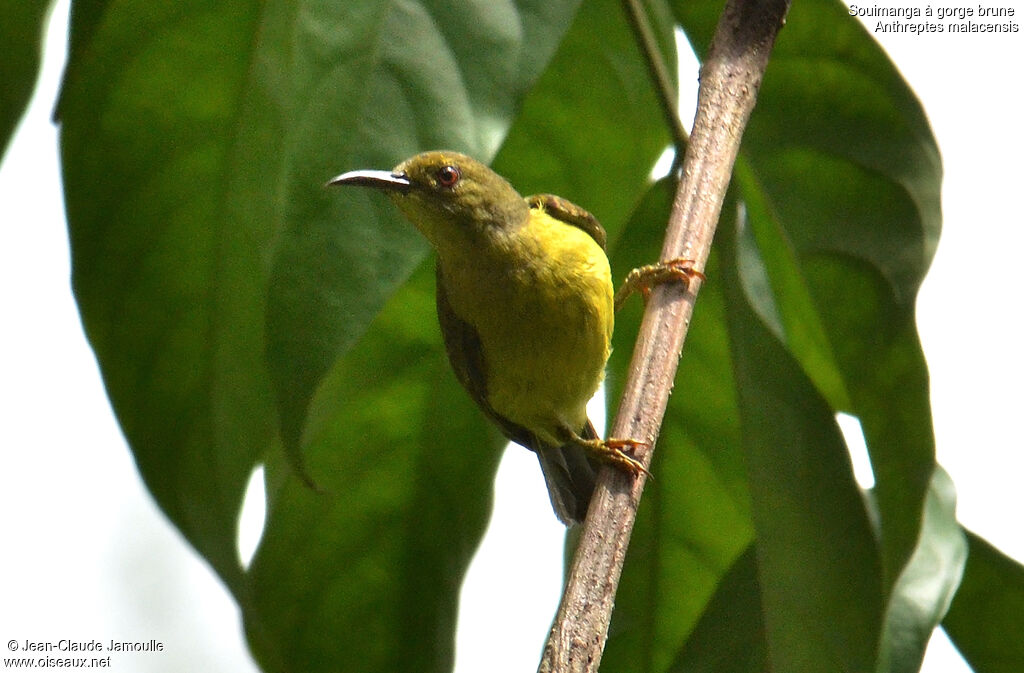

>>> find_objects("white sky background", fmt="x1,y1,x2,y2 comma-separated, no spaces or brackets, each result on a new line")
1,2,1020,672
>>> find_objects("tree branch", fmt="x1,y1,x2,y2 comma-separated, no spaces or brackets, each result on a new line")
621,0,689,153
538,0,791,671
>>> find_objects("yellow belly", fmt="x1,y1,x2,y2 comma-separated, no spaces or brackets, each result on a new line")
439,209,613,446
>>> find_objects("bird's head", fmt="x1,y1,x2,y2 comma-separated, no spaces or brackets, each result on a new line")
328,151,529,252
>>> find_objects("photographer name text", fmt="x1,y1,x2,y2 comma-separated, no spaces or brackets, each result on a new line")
13,639,164,653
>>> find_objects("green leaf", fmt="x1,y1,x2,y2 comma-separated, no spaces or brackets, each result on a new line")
245,263,502,672
600,1,945,669
878,467,967,673
60,1,282,591
676,0,942,592
0,0,54,160
603,182,754,673
494,0,675,239
59,0,583,663
263,0,584,464
666,546,767,673
943,531,1024,673
661,472,967,673
721,206,884,672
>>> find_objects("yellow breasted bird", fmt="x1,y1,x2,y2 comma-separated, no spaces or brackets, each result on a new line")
328,151,647,525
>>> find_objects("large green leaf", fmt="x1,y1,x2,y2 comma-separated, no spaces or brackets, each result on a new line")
943,531,1024,673
676,0,941,590
599,0,948,670
0,0,54,160
245,263,502,671
263,0,584,461
666,545,766,673
722,208,885,672
602,182,754,673
59,0,582,668
61,1,280,591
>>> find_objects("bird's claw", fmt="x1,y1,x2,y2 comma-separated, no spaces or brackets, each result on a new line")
577,437,652,478
614,258,705,311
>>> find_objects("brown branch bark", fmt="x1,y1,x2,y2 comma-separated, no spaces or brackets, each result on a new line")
538,0,791,671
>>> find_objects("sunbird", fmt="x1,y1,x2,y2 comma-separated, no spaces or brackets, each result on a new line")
329,151,699,524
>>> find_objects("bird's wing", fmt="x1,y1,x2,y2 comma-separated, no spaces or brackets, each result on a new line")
435,264,534,449
525,193,607,251
435,263,598,524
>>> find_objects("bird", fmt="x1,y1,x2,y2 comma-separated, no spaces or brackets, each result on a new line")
328,151,698,524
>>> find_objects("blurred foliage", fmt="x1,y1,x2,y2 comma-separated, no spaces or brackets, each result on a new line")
0,0,54,160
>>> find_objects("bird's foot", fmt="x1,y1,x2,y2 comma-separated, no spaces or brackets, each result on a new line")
614,258,705,311
570,435,651,478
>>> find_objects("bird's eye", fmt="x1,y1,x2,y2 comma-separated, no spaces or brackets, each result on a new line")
437,165,461,188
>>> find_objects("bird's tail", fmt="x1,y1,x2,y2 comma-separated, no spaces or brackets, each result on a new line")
536,420,600,525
